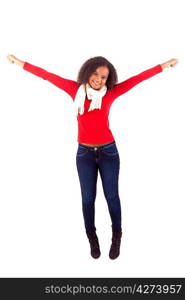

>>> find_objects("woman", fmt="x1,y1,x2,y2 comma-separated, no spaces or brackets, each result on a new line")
7,54,178,259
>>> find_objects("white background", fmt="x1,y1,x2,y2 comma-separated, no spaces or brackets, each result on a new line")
0,0,184,277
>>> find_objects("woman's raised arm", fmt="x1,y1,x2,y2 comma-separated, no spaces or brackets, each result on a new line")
111,58,178,100
7,55,79,100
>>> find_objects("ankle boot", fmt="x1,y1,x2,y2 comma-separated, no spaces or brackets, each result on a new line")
109,231,122,259
86,231,101,259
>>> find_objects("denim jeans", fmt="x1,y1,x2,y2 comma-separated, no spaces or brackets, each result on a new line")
76,141,122,233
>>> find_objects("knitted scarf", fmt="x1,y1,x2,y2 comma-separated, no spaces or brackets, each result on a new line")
74,83,107,115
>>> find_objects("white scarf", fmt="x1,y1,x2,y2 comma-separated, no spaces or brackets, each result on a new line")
74,83,107,116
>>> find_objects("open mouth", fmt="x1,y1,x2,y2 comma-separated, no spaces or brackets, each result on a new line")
92,81,100,87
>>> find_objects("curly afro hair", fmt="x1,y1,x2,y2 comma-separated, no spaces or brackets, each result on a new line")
77,56,118,90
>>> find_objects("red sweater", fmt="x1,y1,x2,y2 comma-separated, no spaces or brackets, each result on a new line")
23,62,163,144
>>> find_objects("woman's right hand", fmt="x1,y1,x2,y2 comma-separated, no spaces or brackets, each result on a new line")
7,55,25,68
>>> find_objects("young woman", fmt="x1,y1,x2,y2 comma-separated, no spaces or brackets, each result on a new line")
7,54,178,259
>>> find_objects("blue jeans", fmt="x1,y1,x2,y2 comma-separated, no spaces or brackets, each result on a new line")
76,141,122,233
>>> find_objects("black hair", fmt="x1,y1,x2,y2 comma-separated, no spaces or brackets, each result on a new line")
77,56,118,89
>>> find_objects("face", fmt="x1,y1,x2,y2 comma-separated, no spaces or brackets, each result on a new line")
88,66,109,90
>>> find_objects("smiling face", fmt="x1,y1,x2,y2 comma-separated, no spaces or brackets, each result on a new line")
88,66,109,90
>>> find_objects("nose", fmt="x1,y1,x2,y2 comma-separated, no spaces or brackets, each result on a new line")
95,75,101,82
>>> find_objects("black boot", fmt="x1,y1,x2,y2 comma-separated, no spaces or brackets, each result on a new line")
109,231,122,259
86,231,101,259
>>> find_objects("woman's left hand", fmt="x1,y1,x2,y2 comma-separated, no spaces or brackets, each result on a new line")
161,58,179,70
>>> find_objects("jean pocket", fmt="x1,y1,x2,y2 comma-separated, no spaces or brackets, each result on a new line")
102,144,118,156
76,146,89,157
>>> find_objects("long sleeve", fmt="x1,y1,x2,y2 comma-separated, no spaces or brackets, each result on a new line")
23,62,79,100
111,64,163,100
